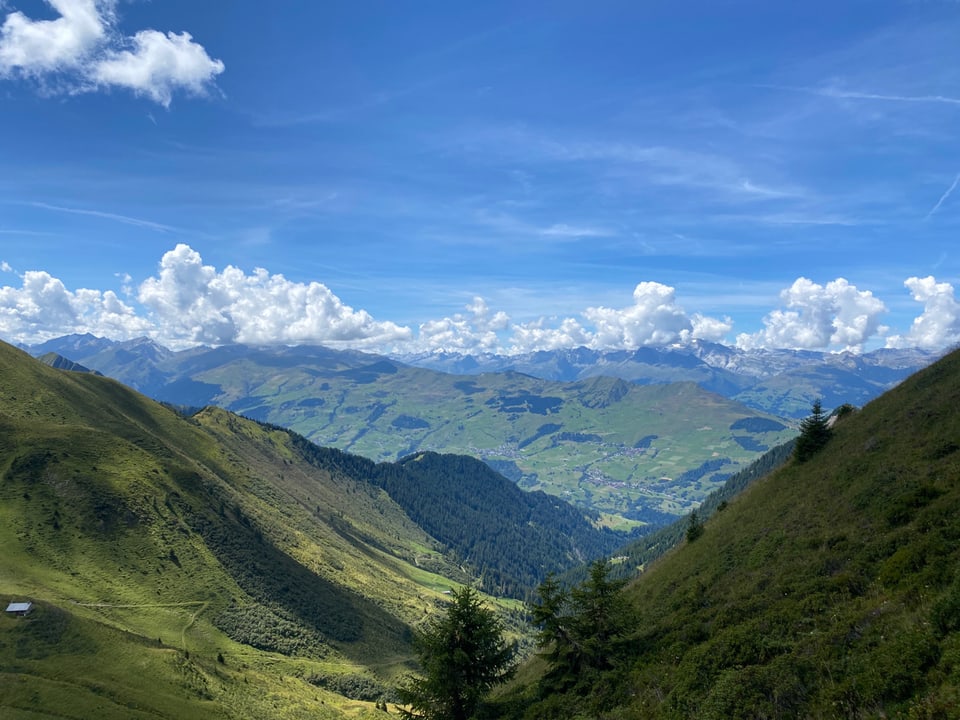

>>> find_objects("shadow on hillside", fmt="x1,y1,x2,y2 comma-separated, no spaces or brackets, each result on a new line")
170,489,411,662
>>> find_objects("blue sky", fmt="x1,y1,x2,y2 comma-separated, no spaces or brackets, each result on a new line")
2,0,960,354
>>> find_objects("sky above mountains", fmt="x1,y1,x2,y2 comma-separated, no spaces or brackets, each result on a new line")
1,0,960,354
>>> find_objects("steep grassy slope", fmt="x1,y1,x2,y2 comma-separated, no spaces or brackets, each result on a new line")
0,342,483,718
1,340,632,718
502,347,960,719
577,439,797,587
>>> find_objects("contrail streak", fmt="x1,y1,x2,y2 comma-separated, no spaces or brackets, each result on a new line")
926,173,960,219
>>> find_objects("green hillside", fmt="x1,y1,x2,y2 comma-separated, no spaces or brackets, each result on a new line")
0,342,438,717
0,339,638,718
0,341,536,718
499,347,960,719
176,352,795,524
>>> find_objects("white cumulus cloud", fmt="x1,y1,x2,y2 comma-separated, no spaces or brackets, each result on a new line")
736,277,887,352
415,296,511,353
0,0,105,76
137,244,412,349
0,0,222,106
92,29,224,106
0,269,152,343
506,282,732,353
7,247,955,357
691,312,734,343
508,317,592,353
583,282,700,350
886,276,960,350
399,282,732,355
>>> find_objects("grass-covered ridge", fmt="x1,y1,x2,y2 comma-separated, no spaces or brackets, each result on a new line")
0,340,600,718
498,346,960,718
0,341,429,717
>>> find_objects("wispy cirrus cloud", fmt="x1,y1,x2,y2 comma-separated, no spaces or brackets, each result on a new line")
26,201,178,232
469,209,614,244
446,124,804,207
794,85,960,107
528,135,803,202
711,211,863,227
538,223,611,238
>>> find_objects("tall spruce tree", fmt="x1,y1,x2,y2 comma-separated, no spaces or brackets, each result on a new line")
531,574,582,694
685,509,704,543
570,559,628,677
531,559,629,696
398,587,514,720
794,398,832,463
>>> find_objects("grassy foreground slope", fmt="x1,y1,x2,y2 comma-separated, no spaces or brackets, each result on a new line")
0,340,488,719
503,347,960,719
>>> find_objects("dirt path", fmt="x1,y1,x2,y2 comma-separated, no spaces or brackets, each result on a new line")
71,600,209,650
72,601,207,608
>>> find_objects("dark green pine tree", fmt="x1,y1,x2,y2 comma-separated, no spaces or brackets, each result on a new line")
530,574,581,694
569,559,628,678
685,509,704,543
794,398,832,463
398,586,515,720
531,560,629,697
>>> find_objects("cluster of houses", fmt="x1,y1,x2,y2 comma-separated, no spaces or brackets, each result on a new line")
4,601,33,617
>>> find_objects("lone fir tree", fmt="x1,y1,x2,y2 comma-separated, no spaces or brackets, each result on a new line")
794,398,832,463
531,559,629,696
685,510,704,543
398,586,514,720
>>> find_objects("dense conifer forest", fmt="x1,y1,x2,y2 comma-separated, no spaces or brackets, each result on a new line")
281,432,627,599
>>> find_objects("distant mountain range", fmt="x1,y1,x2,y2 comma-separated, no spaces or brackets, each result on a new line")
25,334,803,524
395,341,938,418
30,334,935,420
